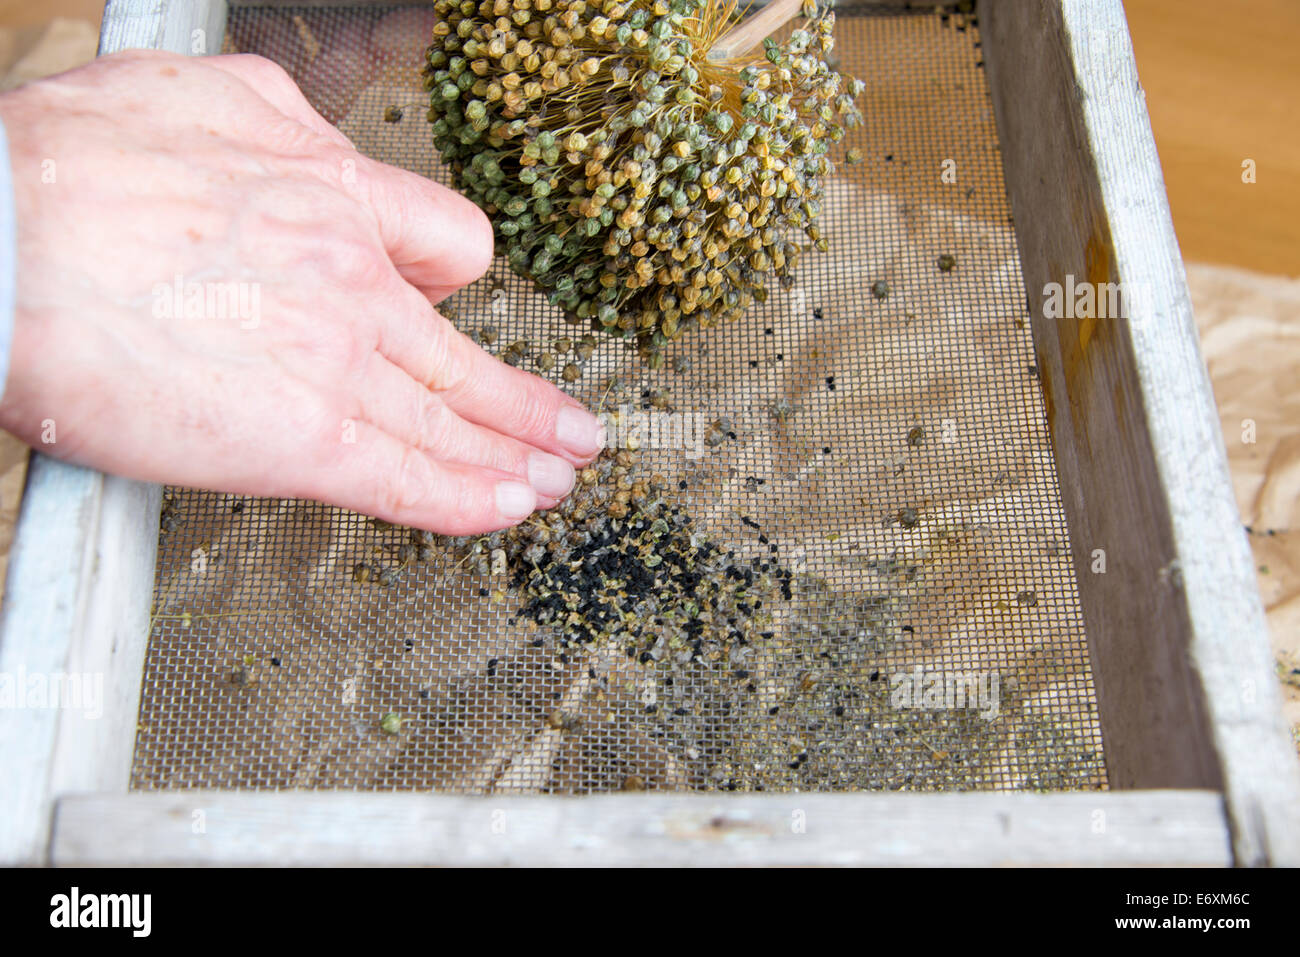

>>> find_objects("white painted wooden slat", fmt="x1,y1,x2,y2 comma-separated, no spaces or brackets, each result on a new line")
980,0,1300,866
99,0,228,57
51,789,1232,867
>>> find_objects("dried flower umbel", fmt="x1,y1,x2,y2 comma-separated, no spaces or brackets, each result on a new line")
423,0,863,363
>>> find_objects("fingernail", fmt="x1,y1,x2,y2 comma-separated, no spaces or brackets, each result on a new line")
495,480,536,521
555,405,603,457
527,453,575,498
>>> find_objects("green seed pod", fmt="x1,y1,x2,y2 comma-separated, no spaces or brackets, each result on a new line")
424,0,862,363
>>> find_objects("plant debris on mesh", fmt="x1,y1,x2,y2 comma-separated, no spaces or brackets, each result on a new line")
445,445,793,662
424,0,864,364
132,3,1108,795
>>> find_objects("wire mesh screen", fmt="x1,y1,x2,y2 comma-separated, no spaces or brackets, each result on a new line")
132,2,1107,793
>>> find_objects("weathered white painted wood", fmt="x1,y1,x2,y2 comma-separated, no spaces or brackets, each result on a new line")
0,463,161,864
51,789,1232,867
981,0,1300,866
0,0,228,867
46,477,162,803
99,0,228,57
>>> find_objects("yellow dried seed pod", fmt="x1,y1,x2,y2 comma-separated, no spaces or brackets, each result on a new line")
426,0,861,363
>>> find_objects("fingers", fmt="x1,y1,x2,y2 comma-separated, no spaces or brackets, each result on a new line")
310,420,539,534
355,353,575,507
376,288,605,466
351,154,495,299
207,53,493,301
202,54,357,150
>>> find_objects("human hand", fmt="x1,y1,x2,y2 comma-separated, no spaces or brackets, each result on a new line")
0,50,604,534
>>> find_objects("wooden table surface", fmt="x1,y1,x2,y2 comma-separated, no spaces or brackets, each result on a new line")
1125,0,1300,276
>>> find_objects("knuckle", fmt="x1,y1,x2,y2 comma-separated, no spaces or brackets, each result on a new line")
332,243,389,290
502,375,559,441
376,445,436,518
412,391,455,453
305,225,389,290
228,53,294,85
424,321,471,393
298,321,369,375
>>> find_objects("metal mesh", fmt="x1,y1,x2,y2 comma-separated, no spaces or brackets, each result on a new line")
131,3,1107,793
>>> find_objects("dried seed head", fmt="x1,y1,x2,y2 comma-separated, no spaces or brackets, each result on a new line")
425,0,862,362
